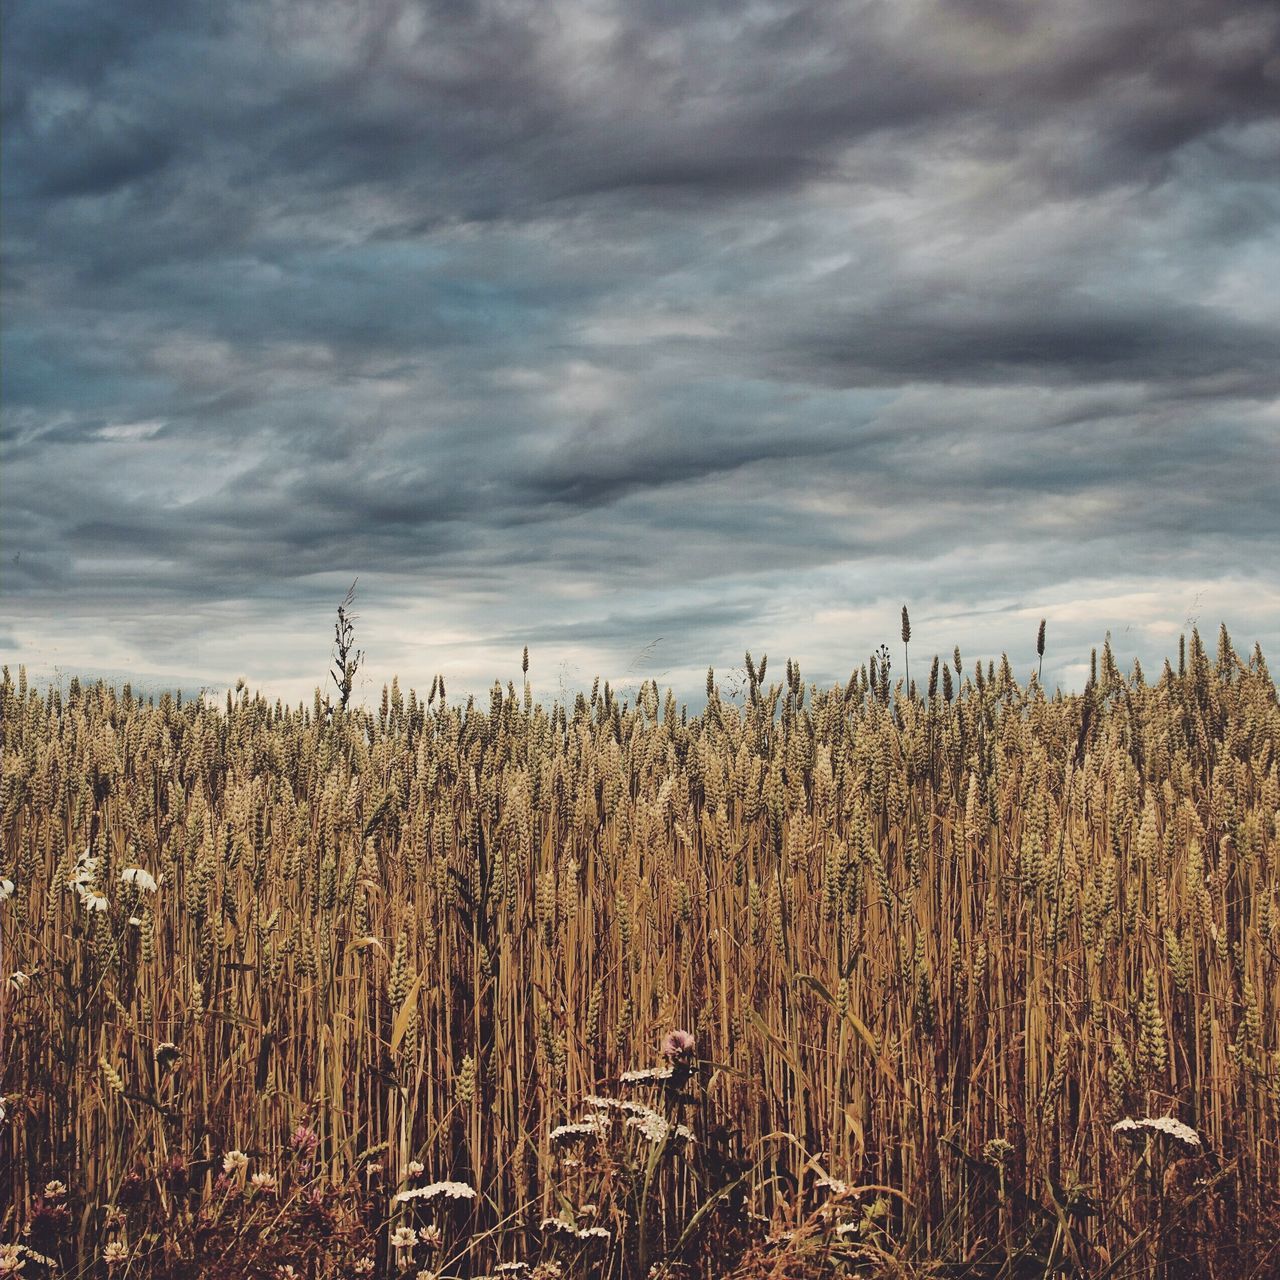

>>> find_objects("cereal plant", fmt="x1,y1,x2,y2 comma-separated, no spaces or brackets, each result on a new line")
0,625,1277,1278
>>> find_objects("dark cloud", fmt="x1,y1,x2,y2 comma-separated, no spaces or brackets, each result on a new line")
3,1,1279,701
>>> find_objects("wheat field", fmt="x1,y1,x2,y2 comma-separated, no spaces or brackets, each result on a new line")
0,626,1277,1279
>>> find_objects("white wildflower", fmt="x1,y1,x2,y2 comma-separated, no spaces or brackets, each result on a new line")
619,1066,673,1084
550,1118,605,1145
79,887,109,913
104,1241,129,1265
393,1180,476,1205
120,867,158,893
250,1172,277,1194
390,1226,418,1249
622,1105,693,1145
1112,1115,1201,1149
407,1159,425,1177
222,1149,248,1176
0,879,14,902
43,1180,67,1199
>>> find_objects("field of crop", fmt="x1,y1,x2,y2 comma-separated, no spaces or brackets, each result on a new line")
0,626,1277,1279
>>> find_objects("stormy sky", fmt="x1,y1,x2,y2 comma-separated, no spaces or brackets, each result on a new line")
3,0,1279,706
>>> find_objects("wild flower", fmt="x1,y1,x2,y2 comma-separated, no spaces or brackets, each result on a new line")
625,1109,693,1144
418,1225,442,1248
250,1172,278,1194
351,1258,375,1276
6,972,27,993
660,1029,696,1060
393,1181,476,1205
619,1067,673,1085
407,1159,425,1177
0,1244,22,1276
1111,1116,1202,1149
290,1124,319,1157
120,867,158,893
0,879,14,902
103,1241,129,1266
549,1118,605,1145
390,1225,418,1249
79,888,109,913
222,1150,249,1176
983,1138,1014,1165
43,1180,67,1200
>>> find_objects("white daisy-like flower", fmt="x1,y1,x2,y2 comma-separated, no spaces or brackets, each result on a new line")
222,1149,249,1176
8,972,30,993
418,1225,442,1247
407,1159,425,1177
79,888,109,913
249,1172,277,1193
0,879,14,902
120,867,158,894
44,1180,67,1199
393,1181,476,1205
390,1226,418,1249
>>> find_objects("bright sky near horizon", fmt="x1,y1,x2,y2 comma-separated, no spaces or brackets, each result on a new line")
3,1,1279,707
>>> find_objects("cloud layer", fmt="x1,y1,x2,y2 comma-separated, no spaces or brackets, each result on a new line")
4,0,1279,703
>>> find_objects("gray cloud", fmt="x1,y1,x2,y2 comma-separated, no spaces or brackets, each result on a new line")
3,1,1279,702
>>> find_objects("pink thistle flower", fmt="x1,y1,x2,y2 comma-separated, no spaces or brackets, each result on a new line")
660,1029,696,1061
